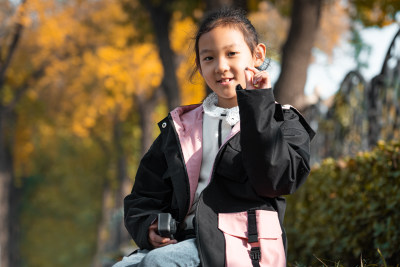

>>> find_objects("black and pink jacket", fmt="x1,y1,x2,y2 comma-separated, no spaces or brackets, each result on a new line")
124,87,315,267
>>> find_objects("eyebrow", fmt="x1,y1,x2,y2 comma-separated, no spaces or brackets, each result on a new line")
199,44,239,56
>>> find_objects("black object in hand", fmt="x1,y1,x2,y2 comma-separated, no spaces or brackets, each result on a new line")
157,213,177,239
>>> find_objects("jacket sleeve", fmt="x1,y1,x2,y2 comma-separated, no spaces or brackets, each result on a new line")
236,87,315,198
124,134,172,250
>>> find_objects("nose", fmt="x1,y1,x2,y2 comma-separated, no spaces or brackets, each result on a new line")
215,57,229,74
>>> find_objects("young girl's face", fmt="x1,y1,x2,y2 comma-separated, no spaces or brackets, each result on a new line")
198,25,265,108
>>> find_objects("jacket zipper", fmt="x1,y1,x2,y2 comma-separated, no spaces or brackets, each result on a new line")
195,132,239,265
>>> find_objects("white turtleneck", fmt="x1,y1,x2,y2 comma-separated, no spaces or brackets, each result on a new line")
184,93,240,229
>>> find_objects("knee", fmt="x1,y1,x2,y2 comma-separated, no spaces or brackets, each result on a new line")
139,239,200,267
112,250,148,267
139,248,170,267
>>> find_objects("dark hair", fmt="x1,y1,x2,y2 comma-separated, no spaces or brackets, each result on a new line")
192,8,260,77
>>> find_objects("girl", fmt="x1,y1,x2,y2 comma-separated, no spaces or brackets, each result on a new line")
113,8,315,267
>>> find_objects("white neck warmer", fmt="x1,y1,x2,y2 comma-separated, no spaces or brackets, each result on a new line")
202,92,240,126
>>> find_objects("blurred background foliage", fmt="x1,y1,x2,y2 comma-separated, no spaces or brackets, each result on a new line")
285,141,400,266
0,0,399,266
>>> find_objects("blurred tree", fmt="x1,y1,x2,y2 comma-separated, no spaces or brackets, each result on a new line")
25,1,164,264
2,0,204,266
273,0,323,109
204,0,248,12
128,0,181,111
0,1,41,266
169,13,205,106
349,0,400,27
249,1,290,58
0,0,162,265
271,0,399,108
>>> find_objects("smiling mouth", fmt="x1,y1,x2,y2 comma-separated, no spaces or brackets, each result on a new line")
217,78,234,83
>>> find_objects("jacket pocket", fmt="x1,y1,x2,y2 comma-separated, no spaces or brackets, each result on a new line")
218,210,286,267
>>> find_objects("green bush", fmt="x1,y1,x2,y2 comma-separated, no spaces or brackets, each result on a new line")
285,141,400,266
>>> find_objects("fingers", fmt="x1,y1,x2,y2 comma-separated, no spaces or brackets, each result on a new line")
148,221,177,248
149,229,177,248
244,67,271,90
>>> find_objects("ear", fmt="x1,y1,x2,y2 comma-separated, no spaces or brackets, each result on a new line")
254,43,266,68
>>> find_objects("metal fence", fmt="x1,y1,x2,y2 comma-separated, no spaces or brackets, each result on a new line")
306,27,400,164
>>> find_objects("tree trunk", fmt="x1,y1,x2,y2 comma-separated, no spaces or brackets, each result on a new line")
136,89,162,156
92,180,112,267
90,131,112,267
9,174,21,267
204,0,247,11
0,109,17,267
0,2,26,265
112,112,131,250
139,0,181,111
94,111,132,265
204,0,233,10
273,0,322,110
92,86,162,266
0,128,12,267
138,104,154,157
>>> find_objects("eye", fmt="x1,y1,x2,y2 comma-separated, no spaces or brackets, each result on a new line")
203,56,213,61
228,51,238,57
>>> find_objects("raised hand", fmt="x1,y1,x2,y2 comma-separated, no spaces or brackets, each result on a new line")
244,66,271,90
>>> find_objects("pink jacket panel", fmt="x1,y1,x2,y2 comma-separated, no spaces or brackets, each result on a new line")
170,104,203,212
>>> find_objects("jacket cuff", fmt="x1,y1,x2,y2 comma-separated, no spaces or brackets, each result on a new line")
133,213,158,250
235,84,273,92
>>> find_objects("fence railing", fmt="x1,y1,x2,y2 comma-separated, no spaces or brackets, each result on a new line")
307,27,400,164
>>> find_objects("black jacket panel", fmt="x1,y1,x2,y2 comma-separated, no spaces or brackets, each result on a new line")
196,88,314,266
124,135,170,250
124,117,191,249
237,88,312,197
